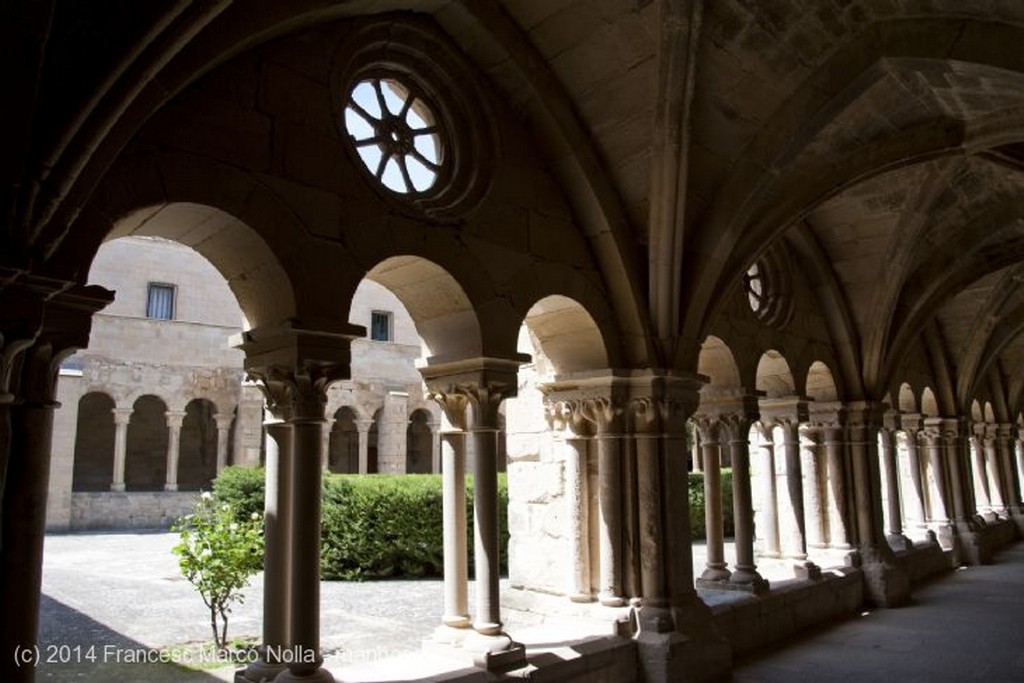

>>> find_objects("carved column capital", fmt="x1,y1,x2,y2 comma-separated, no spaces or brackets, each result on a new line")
542,398,593,437
420,356,523,431
214,413,234,430
164,410,187,428
112,407,134,425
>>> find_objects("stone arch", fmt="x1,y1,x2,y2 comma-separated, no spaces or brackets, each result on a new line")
698,335,742,391
329,407,360,474
362,255,482,360
179,398,219,491
72,392,116,492
125,394,169,491
921,388,939,418
755,350,796,399
805,361,839,402
519,295,609,377
898,383,917,413
406,409,434,474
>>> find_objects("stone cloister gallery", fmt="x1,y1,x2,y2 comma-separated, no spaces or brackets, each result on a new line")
4,2,1024,682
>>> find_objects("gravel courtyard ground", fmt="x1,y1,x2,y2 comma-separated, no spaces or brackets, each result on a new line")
39,531,444,682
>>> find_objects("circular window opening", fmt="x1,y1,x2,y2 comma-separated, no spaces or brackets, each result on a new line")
744,263,765,314
343,78,443,195
741,249,793,328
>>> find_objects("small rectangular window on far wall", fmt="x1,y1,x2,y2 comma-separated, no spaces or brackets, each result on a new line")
370,310,392,342
146,283,176,320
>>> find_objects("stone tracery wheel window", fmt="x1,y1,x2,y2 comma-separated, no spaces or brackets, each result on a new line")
343,77,443,195
742,246,793,329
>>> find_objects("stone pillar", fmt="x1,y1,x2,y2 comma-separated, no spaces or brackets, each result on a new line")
427,391,471,642
693,415,730,584
110,407,133,491
553,401,593,602
1016,436,1024,508
163,410,186,491
983,426,1008,517
626,372,730,683
691,428,702,472
996,424,1022,515
921,423,954,549
761,397,812,568
214,413,233,473
320,418,334,472
896,424,929,537
428,419,441,474
422,358,525,671
755,424,781,558
0,280,111,683
942,420,971,525
240,419,292,683
578,396,626,607
356,418,372,474
822,421,853,549
723,412,768,593
970,429,992,517
878,425,911,551
799,424,827,551
845,402,909,606
238,320,360,683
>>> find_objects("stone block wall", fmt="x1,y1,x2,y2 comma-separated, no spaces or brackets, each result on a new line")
70,491,200,530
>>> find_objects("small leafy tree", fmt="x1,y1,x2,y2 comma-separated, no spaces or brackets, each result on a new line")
172,492,263,651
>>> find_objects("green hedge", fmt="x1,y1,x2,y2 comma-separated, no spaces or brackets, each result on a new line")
212,468,508,580
214,466,732,577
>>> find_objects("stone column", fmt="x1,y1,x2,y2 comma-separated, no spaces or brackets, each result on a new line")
799,424,827,551
320,418,334,472
626,373,730,683
983,426,1008,517
896,425,929,536
693,415,730,584
110,407,133,491
691,428,702,472
845,402,909,606
356,418,372,474
421,358,525,671
163,410,186,491
238,320,359,683
549,400,593,602
1016,436,1024,508
428,419,441,474
427,391,470,642
755,423,781,558
214,413,233,473
921,423,954,549
240,419,292,683
969,429,992,517
760,398,812,568
941,420,971,526
822,422,853,549
997,424,1022,515
697,394,767,594
579,396,626,607
0,281,111,683
878,425,911,551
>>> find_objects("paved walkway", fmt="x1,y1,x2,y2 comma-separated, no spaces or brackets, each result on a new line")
38,532,1024,681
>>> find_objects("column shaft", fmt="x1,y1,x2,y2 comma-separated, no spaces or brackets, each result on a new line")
971,438,992,515
440,431,469,628
596,433,624,605
164,412,184,492
984,438,1007,515
757,437,781,557
470,428,501,633
901,433,928,532
699,434,729,582
244,421,292,681
801,429,826,549
564,436,591,600
777,425,807,560
111,409,131,491
634,433,667,606
824,428,852,549
727,425,766,592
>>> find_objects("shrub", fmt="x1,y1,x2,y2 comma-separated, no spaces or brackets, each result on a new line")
212,467,509,580
172,493,264,651
212,466,265,523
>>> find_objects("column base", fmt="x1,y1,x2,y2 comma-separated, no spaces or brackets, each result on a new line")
792,561,821,581
429,623,472,646
164,483,178,492
235,657,286,683
598,592,627,607
463,632,526,671
635,626,731,683
886,533,914,552
110,483,125,492
272,667,335,683
859,548,910,607
696,564,731,584
568,592,595,603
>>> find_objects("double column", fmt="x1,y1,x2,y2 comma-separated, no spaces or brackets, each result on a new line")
878,414,911,551
238,321,360,683
422,357,525,670
694,394,767,594
895,417,929,540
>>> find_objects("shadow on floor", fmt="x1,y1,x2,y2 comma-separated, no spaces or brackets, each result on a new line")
37,594,225,682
